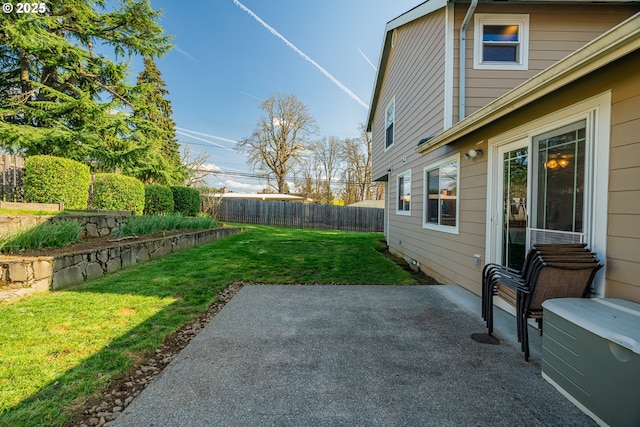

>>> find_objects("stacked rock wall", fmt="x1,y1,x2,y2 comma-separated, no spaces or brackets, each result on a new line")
0,214,131,238
0,227,241,295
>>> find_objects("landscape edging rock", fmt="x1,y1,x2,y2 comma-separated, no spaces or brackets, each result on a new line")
0,227,242,294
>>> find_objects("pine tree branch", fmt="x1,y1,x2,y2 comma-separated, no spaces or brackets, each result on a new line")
77,70,134,109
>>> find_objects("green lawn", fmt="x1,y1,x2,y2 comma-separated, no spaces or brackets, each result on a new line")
0,224,416,426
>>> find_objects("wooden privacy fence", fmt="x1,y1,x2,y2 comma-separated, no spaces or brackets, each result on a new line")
215,198,384,232
1,154,25,202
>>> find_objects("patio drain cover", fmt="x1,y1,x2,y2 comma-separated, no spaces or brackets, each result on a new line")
471,333,500,345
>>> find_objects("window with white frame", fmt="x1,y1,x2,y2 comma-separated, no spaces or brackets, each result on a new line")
385,98,395,149
396,170,411,215
424,154,459,233
474,14,529,70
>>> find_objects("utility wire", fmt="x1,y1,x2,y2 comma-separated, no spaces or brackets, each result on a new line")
195,169,374,186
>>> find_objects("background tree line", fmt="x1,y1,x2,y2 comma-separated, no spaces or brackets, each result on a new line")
238,93,384,205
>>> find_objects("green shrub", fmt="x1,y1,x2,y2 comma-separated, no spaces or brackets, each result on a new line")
24,155,91,210
144,185,174,215
91,173,145,215
171,186,201,216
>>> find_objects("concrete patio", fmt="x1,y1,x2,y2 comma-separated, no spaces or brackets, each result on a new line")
113,284,594,426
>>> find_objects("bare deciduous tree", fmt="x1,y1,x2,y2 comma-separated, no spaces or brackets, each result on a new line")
340,126,384,204
296,136,342,203
181,143,212,187
238,93,316,193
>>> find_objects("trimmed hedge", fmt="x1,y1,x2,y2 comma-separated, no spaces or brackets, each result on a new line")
144,185,174,215
171,186,201,216
91,173,145,215
24,155,91,210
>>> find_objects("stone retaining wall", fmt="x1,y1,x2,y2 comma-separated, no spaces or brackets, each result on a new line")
0,227,241,294
0,214,132,238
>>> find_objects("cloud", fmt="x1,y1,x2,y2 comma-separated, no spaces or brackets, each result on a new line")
201,163,223,173
233,0,369,110
222,179,264,192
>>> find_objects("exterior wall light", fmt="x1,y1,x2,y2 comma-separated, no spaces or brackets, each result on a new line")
464,148,482,160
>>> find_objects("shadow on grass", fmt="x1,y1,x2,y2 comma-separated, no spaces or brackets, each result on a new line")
1,225,417,426
1,237,239,426
1,300,193,426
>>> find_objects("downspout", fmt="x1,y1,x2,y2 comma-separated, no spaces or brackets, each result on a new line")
459,0,478,121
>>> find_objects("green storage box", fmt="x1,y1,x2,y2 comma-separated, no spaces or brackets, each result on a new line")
542,298,640,427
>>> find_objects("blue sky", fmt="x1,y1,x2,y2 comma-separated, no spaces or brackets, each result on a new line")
140,0,421,192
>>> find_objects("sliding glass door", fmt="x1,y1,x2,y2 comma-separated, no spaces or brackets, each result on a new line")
495,120,587,271
529,120,586,246
499,142,529,270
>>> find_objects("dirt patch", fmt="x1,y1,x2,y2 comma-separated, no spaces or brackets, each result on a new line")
375,240,441,285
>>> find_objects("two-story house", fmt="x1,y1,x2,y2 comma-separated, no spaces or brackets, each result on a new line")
367,0,640,304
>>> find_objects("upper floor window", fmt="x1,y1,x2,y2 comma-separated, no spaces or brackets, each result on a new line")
474,14,529,70
385,98,395,149
424,154,459,233
397,169,411,215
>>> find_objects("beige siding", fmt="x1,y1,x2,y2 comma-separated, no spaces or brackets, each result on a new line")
371,9,447,181
370,3,640,301
410,50,640,300
454,3,639,121
607,61,640,302
386,139,489,295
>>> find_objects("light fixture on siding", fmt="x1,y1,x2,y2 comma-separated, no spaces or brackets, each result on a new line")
464,148,482,160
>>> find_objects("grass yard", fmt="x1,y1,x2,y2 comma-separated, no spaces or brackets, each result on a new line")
0,224,416,426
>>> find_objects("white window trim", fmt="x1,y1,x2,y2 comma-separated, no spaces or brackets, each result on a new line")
396,169,411,216
423,153,460,234
484,91,611,297
384,97,395,151
473,14,529,71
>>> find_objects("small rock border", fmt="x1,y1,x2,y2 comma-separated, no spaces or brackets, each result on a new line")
70,282,245,427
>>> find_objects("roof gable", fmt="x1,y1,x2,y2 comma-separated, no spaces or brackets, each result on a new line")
366,0,640,131
415,12,640,153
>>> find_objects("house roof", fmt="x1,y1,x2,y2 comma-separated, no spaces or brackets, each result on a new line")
347,200,385,208
365,0,640,132
214,193,307,201
415,11,640,154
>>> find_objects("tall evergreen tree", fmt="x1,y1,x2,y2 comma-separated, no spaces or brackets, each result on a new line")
128,57,184,185
0,0,172,172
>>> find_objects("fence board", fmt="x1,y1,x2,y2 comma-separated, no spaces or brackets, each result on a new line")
1,154,25,202
215,198,384,232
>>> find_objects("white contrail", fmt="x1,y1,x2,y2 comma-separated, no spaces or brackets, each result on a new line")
176,127,239,144
174,46,198,62
240,91,264,102
176,130,237,152
357,47,377,71
233,0,369,110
